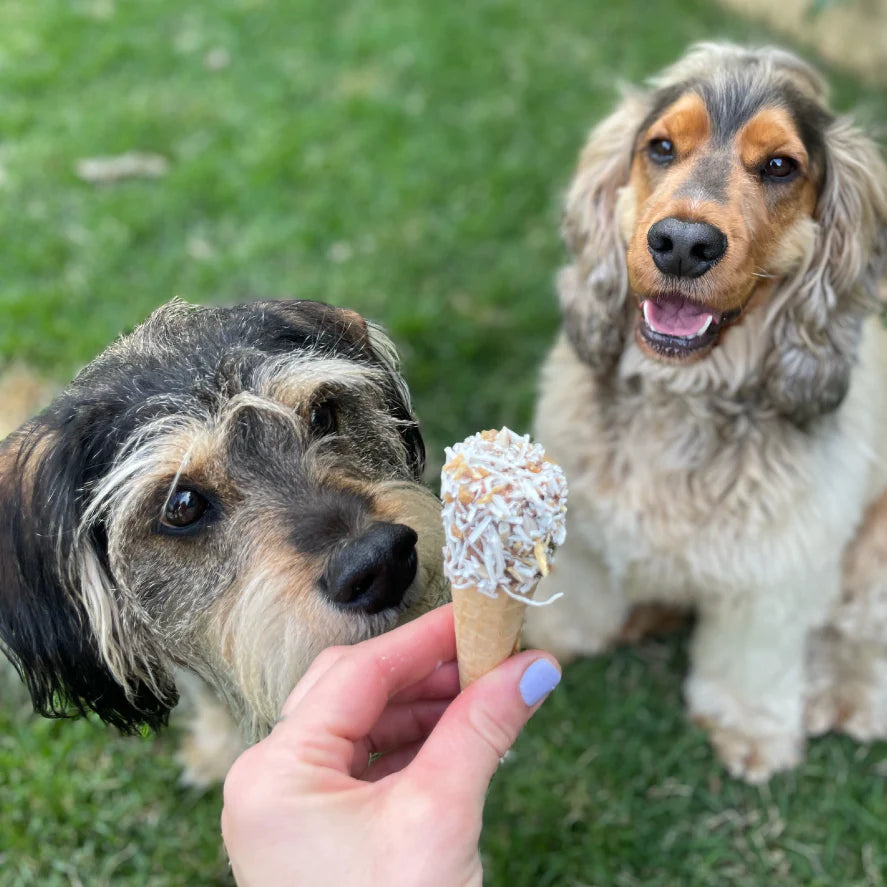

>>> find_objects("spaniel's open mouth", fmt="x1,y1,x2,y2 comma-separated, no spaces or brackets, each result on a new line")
637,293,738,359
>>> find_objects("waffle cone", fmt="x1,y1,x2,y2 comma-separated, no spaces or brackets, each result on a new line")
452,585,533,689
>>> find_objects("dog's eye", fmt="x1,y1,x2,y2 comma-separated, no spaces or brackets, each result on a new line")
309,400,337,436
161,489,209,529
647,138,675,164
762,156,798,181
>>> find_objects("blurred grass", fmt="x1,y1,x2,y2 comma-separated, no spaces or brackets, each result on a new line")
0,1,885,885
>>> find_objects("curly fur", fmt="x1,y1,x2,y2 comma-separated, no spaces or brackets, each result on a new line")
526,43,887,782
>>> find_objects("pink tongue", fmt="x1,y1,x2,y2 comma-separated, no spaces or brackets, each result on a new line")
645,296,717,337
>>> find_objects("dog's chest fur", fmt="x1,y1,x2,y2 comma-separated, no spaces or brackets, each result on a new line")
536,323,887,603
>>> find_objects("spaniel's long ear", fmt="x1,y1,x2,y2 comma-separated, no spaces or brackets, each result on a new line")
765,118,887,424
559,90,649,370
0,415,176,733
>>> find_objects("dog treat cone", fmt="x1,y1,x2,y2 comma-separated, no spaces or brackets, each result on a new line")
441,427,568,688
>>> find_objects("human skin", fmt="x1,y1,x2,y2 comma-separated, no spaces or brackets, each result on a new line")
221,604,561,886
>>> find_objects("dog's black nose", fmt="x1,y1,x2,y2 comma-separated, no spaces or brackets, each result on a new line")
647,217,727,278
321,523,419,614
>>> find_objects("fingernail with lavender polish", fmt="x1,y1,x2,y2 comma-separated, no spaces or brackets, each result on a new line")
519,659,561,706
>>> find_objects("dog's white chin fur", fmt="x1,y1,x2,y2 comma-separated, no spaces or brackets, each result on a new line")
172,564,450,788
525,314,887,782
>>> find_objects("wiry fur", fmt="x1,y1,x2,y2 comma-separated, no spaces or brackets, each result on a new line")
0,299,448,780
526,43,887,782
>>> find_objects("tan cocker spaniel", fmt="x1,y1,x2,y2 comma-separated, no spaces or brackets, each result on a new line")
526,43,887,782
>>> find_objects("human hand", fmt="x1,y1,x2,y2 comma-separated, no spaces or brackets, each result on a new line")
221,603,561,887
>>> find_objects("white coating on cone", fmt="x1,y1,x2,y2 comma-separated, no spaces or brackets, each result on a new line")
441,427,568,686
440,427,567,602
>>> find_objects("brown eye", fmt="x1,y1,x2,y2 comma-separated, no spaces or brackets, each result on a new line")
161,488,209,530
762,156,798,181
647,138,675,164
309,400,337,436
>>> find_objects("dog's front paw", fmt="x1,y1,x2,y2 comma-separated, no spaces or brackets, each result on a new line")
174,694,247,788
522,584,626,663
521,612,615,663
842,696,887,742
805,684,887,742
804,685,840,737
687,675,804,783
702,722,804,784
177,728,245,788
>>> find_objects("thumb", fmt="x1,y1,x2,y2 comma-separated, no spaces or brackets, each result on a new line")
406,651,561,805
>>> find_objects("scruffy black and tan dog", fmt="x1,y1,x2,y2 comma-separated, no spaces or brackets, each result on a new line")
0,299,447,780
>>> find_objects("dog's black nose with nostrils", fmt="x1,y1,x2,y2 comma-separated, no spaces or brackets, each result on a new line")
647,217,727,278
321,522,418,613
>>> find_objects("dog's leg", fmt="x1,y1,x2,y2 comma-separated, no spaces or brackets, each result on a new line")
685,574,836,783
523,542,627,662
173,670,247,788
804,627,841,736
806,629,887,740
806,491,887,739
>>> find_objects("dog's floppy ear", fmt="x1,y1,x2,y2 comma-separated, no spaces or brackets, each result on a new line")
765,118,887,424
0,412,176,733
559,90,650,370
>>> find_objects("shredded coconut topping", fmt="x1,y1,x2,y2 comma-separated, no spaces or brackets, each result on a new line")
441,427,568,604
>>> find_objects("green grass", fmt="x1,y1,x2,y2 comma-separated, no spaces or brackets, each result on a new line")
1,1,885,885
485,638,887,887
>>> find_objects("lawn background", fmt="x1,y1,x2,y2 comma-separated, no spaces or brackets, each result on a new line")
1,1,886,885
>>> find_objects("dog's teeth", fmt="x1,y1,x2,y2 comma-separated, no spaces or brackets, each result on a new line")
692,314,714,338
642,301,714,340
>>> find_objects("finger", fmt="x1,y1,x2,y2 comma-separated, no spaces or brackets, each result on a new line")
389,660,459,704
406,652,561,807
272,605,457,773
350,698,450,776
364,699,451,757
279,605,455,721
283,654,457,725
278,645,351,717
361,739,425,782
